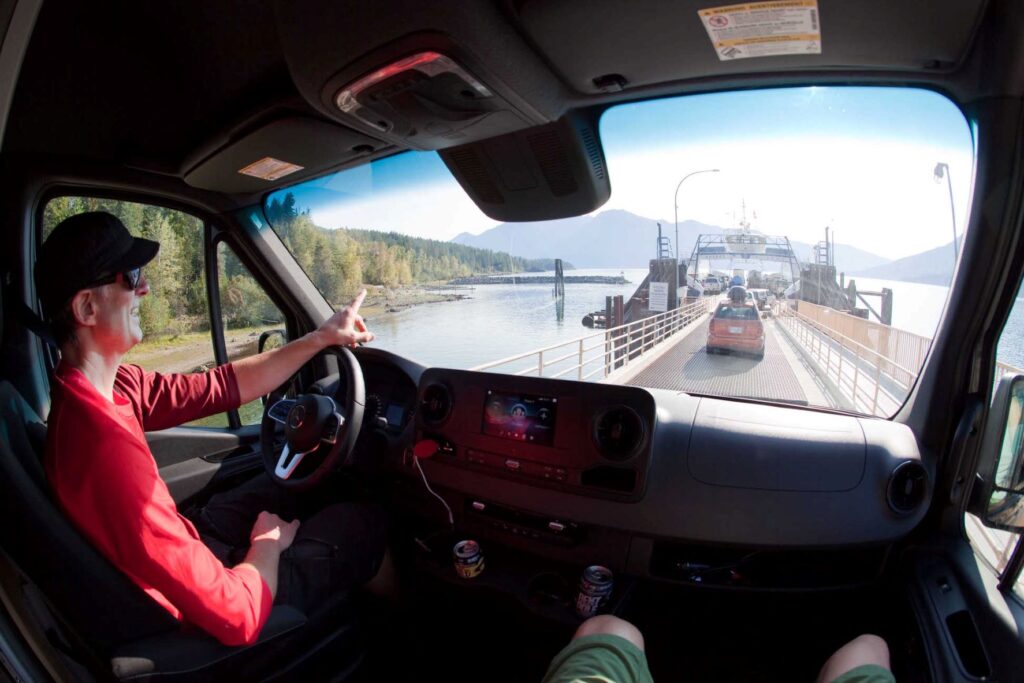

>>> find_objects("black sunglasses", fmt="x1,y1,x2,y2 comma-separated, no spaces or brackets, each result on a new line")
91,267,142,290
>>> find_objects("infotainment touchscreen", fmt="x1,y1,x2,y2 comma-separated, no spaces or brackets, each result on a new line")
482,390,557,446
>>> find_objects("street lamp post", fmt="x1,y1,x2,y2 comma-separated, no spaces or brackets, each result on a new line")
933,162,959,262
674,169,720,269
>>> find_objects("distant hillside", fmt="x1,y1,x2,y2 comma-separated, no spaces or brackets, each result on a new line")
788,240,891,274
264,193,569,308
454,210,723,267
454,209,891,272
852,240,959,285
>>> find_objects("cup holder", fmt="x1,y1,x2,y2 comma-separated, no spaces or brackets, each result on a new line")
527,572,572,609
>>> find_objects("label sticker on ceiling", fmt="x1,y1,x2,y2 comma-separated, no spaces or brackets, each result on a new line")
698,1,821,61
238,157,305,181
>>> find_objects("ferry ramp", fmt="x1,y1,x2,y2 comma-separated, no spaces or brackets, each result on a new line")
624,318,812,405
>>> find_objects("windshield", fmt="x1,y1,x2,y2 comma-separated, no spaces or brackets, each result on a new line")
264,86,974,417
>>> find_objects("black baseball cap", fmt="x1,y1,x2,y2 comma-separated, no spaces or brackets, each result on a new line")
34,211,159,314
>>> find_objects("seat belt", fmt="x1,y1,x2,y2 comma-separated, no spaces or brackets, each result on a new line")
11,298,56,348
2,284,58,366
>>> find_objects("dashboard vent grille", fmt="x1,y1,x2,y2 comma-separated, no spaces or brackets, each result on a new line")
887,461,928,514
593,406,644,461
420,383,453,426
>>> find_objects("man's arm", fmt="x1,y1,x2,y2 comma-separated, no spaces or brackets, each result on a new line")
234,511,300,598
232,290,374,405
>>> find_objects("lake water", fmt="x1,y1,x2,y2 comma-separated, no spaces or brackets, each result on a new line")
850,277,1024,370
366,268,1024,372
368,268,647,369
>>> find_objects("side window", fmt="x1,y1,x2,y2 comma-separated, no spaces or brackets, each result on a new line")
41,197,228,427
216,241,286,425
965,280,1024,599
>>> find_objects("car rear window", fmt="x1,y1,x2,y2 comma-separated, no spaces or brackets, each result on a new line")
716,306,759,320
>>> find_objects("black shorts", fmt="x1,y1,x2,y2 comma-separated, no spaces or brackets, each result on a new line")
188,472,387,616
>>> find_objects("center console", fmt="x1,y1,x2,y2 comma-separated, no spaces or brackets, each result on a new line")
415,368,656,501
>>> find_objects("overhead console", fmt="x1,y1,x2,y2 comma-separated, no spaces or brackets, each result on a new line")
325,49,535,151
276,0,560,152
416,369,655,501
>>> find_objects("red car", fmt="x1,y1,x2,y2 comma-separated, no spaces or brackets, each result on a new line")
707,303,765,359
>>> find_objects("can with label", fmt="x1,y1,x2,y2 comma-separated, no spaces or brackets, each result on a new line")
575,565,614,617
453,540,485,579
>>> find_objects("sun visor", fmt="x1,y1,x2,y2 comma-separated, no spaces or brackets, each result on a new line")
440,115,610,222
184,117,384,194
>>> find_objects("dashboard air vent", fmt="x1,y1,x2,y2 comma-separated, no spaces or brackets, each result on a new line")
887,461,928,514
593,406,644,461
420,383,453,426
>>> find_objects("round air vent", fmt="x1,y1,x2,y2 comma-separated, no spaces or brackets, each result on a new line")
887,461,928,515
420,383,452,426
593,406,645,461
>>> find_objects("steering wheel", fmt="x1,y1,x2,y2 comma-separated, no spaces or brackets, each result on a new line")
260,346,365,490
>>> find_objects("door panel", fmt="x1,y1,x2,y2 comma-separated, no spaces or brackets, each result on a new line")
148,425,264,503
906,545,1024,682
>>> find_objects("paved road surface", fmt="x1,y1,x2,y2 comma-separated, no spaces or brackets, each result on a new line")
626,318,808,405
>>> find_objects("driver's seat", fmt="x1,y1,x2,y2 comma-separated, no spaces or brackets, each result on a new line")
0,379,366,681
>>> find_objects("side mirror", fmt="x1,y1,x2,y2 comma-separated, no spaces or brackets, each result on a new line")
970,374,1024,532
258,329,287,354
257,329,288,405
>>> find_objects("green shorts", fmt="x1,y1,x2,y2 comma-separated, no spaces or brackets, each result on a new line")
827,664,896,683
541,635,894,683
542,633,654,683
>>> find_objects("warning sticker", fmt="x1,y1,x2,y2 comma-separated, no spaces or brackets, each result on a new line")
238,157,305,181
698,0,821,61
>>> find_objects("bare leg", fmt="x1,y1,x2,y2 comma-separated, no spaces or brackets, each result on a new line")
816,634,891,683
573,615,645,652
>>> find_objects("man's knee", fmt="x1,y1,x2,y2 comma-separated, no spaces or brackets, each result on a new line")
817,633,891,683
573,615,645,652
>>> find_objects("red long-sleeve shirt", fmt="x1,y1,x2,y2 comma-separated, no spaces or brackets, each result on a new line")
44,362,272,646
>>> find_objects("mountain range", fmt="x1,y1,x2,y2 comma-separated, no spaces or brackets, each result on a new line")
850,239,960,285
452,209,892,274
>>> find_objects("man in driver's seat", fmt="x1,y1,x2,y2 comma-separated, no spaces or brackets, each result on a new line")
35,211,385,646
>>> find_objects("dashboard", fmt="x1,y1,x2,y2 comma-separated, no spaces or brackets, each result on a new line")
354,348,932,590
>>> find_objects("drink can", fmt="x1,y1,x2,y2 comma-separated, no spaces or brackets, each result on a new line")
453,540,485,579
575,565,614,617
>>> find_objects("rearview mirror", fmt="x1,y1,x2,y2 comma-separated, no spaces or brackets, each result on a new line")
971,374,1024,531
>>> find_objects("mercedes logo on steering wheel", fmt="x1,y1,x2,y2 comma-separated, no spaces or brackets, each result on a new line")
288,405,306,429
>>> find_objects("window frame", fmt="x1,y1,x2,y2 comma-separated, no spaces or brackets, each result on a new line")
33,189,301,432
208,225,298,429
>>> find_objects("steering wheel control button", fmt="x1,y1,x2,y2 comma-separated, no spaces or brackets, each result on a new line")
267,398,296,424
504,458,521,471
321,414,344,444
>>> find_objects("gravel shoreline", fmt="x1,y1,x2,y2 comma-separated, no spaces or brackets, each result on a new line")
359,284,472,316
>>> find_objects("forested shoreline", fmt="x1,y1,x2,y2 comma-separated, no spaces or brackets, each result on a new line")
42,195,563,339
